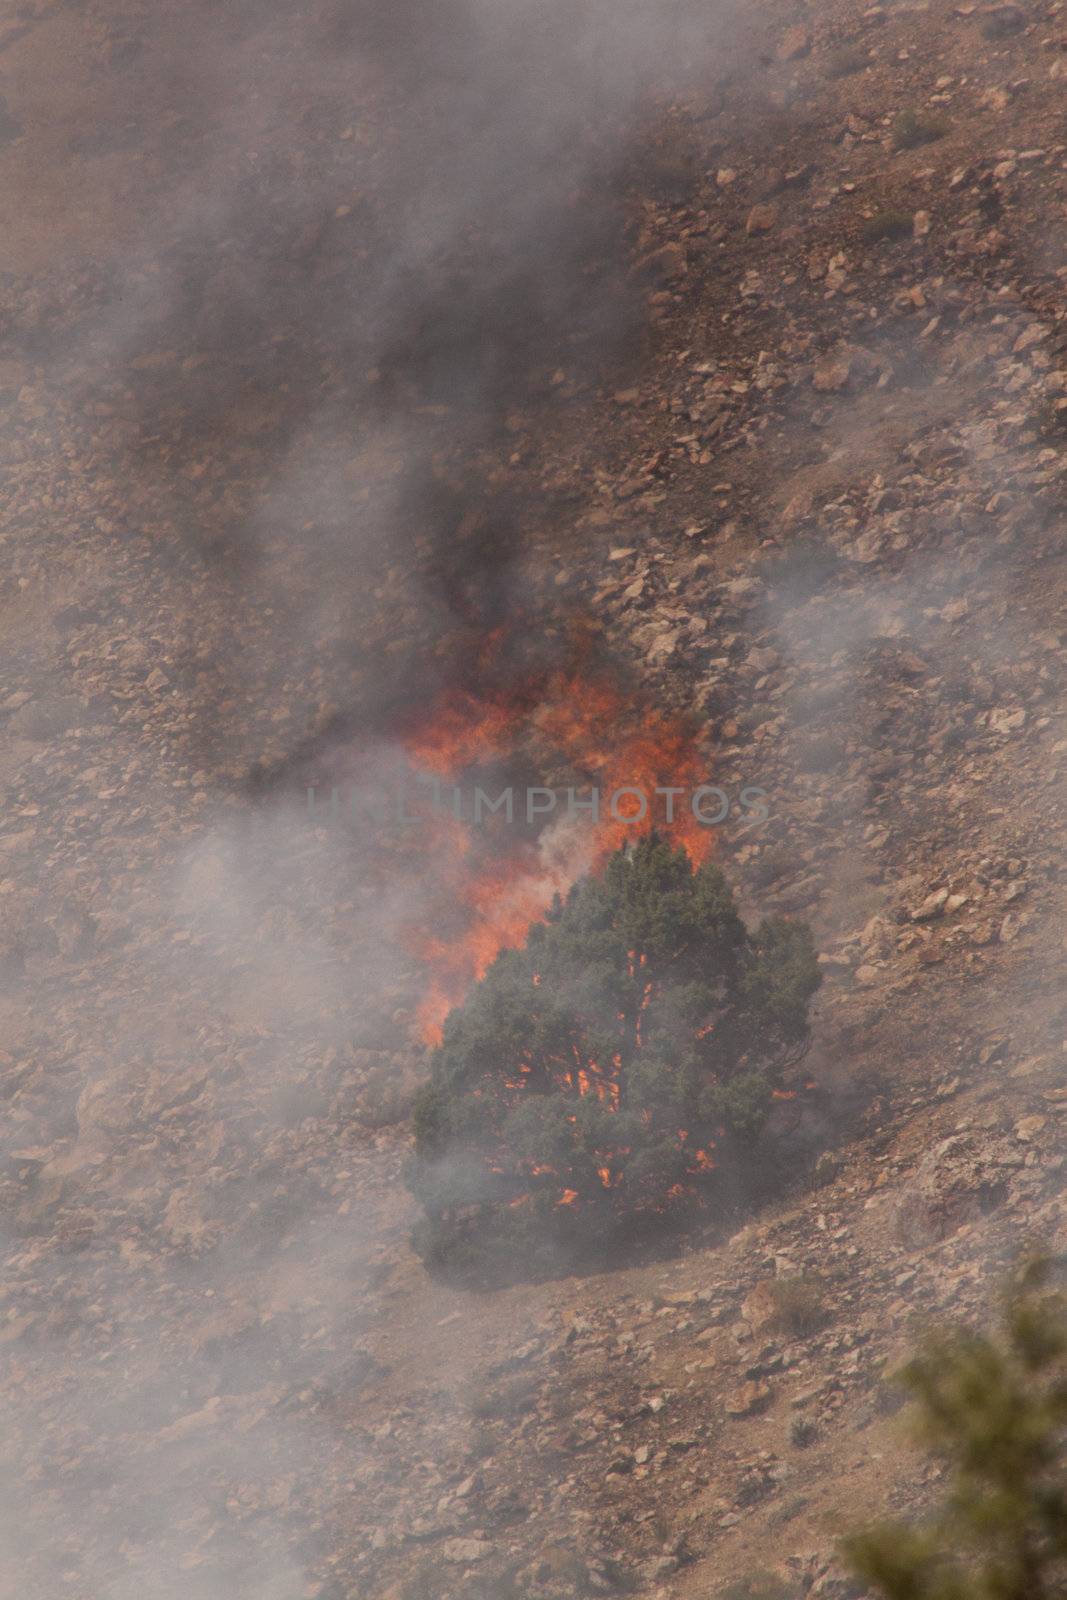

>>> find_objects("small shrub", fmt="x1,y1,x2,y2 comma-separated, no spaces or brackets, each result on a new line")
464,1372,539,1420
466,1424,495,1459
1038,393,1067,436
767,1275,829,1336
861,210,913,245
981,4,1025,38
749,845,805,891
827,44,870,78
813,1149,842,1186
646,151,700,204
869,1374,909,1420
718,1575,797,1600
353,1061,422,1128
891,108,949,151
790,1415,819,1449
738,704,776,734
631,138,702,204
769,1493,810,1530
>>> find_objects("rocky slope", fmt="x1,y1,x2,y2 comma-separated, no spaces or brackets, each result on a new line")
0,0,1066,1598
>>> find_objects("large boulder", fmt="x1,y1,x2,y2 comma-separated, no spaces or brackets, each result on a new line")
893,1133,1013,1249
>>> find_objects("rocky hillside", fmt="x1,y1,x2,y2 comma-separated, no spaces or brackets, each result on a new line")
0,0,1066,1598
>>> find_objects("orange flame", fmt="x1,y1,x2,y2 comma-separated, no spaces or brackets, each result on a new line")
397,654,715,1043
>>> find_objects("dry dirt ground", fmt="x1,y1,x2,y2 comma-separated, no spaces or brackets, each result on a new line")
0,0,1066,1598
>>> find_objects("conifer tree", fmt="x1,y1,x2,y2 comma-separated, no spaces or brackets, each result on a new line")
845,1257,1067,1600
408,834,820,1268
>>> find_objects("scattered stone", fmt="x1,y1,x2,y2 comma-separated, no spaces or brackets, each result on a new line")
442,1538,495,1564
911,888,949,921
726,1379,774,1418
746,203,779,236
741,1282,780,1331
894,1135,1011,1248
777,24,812,60
812,351,852,393
637,242,687,283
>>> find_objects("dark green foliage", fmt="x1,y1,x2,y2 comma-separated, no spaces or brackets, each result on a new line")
891,109,950,151
981,5,1025,38
717,1576,798,1600
861,210,913,245
638,145,701,205
464,1372,539,1421
408,835,820,1271
765,1275,830,1337
790,1416,819,1450
844,1258,1067,1600
749,843,806,891
826,44,870,79
1039,395,1067,437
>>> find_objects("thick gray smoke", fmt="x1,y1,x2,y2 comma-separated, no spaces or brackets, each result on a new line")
45,0,742,757
0,2,755,1597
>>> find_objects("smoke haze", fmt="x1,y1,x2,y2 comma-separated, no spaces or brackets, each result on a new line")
4,0,1066,1594
0,1,761,1595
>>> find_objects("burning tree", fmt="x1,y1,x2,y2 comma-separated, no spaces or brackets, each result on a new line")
409,834,820,1271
